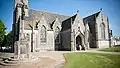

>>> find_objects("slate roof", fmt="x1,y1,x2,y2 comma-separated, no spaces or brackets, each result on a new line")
61,14,77,31
24,9,70,29
83,11,101,33
62,14,77,24
83,11,101,23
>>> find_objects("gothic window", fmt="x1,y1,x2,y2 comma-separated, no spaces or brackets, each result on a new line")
26,33,30,41
55,27,60,43
40,25,46,43
100,23,105,39
78,27,80,32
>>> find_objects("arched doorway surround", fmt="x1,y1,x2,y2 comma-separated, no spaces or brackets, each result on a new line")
75,32,85,50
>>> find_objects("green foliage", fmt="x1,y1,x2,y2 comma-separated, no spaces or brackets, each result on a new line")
6,31,13,47
0,19,6,46
64,52,120,68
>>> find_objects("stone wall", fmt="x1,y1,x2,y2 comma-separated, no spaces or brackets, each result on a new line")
96,12,109,40
98,40,109,48
47,30,54,51
96,12,109,48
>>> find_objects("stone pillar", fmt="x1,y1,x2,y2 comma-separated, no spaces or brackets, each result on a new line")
71,31,75,51
31,23,35,52
22,20,24,33
47,30,54,50
17,41,20,59
14,42,17,56
26,42,30,58
32,33,35,52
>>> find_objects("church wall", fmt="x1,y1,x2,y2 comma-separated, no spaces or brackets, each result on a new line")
88,21,97,48
13,0,112,52
62,20,71,31
24,29,38,52
84,23,90,49
52,18,62,50
96,12,109,48
96,13,109,40
72,14,85,35
84,16,98,48
24,29,54,51
61,29,71,50
47,30,54,51
98,41,109,48
71,14,87,50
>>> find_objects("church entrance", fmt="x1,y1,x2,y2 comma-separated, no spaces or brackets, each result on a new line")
76,35,82,50
76,35,85,50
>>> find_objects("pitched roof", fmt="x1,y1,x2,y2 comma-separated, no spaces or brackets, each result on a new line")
29,9,70,23
24,9,70,29
61,14,77,31
83,11,101,33
62,14,77,24
83,11,101,22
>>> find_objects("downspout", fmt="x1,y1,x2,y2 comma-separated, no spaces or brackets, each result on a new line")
95,14,98,48
107,17,111,47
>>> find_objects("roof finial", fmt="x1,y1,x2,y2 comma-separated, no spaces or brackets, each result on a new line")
77,10,79,13
100,8,102,11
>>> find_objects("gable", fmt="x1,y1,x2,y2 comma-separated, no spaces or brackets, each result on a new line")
61,14,77,31
24,9,70,29
83,11,101,33
72,14,85,35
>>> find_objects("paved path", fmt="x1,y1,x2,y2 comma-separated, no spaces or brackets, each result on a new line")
32,51,65,68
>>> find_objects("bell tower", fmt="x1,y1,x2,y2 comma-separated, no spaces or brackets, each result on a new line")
14,0,29,17
13,0,29,43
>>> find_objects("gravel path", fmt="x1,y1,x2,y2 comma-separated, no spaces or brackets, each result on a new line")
0,51,65,68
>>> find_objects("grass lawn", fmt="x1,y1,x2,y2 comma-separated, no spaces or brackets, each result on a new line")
99,45,120,52
63,52,120,68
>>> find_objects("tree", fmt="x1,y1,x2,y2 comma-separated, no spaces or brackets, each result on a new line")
5,30,14,52
0,19,6,47
6,31,13,47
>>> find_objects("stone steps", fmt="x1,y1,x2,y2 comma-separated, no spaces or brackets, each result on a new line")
4,59,18,64
0,61,19,66
0,57,19,66
8,57,18,61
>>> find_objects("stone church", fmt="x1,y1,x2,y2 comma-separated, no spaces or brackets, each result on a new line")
13,0,111,53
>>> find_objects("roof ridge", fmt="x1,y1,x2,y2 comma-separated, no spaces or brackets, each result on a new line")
83,11,101,18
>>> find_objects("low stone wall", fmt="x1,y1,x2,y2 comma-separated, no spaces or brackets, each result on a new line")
98,40,109,48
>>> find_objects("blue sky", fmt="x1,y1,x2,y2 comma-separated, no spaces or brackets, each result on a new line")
0,0,120,37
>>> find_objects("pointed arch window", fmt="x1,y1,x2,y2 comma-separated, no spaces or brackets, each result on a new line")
100,23,105,39
55,27,60,43
40,25,46,43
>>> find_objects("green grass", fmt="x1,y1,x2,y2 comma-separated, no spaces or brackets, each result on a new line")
99,46,120,52
63,52,120,68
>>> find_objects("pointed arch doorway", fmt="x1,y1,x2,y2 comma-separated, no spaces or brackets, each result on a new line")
76,35,85,50
76,35,82,50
